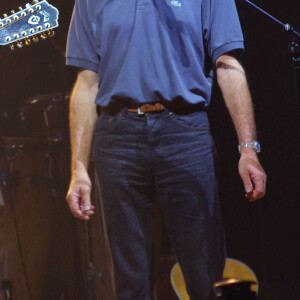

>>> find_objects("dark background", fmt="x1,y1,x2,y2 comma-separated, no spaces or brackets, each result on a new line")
0,0,300,299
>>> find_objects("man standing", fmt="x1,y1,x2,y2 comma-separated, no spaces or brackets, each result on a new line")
66,0,266,299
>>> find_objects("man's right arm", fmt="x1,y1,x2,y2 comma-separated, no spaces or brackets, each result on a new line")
66,69,99,221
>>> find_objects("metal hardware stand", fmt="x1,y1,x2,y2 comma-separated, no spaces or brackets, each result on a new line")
239,0,300,123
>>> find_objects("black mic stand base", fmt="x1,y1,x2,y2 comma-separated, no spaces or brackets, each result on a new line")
214,278,257,300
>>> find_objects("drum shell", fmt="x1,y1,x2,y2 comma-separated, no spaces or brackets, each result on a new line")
20,94,69,142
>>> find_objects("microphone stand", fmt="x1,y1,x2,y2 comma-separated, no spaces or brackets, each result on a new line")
238,0,300,123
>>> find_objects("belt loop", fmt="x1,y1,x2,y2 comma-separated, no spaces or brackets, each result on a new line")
96,105,101,116
121,107,128,119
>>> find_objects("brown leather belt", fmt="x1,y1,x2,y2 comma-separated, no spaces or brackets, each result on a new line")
127,103,164,114
100,101,205,115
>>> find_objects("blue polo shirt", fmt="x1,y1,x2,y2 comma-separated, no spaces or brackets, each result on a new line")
66,0,244,106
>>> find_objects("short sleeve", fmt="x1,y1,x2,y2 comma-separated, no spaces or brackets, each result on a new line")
66,0,100,72
202,0,244,64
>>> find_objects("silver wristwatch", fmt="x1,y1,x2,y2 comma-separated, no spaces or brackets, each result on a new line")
238,141,261,153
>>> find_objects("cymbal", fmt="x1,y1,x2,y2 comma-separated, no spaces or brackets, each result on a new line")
26,93,70,106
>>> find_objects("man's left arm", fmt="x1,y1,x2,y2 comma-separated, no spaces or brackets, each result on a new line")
215,52,267,201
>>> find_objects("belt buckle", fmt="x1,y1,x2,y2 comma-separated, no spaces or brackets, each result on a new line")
137,107,145,115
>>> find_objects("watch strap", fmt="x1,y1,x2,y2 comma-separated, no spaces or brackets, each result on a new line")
238,141,261,153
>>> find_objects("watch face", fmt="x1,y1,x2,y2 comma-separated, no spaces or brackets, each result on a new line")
254,141,261,152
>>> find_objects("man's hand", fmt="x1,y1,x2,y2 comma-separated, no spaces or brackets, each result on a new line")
238,152,267,202
66,176,95,221
66,160,95,221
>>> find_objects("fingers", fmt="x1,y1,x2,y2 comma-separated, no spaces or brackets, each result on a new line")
80,203,96,219
249,173,266,202
245,165,267,202
239,157,267,202
79,184,95,220
66,182,95,221
81,204,96,213
240,171,254,194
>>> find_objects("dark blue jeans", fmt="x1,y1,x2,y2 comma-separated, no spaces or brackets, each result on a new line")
93,108,225,300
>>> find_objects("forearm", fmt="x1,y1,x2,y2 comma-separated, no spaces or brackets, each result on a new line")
216,53,266,200
69,70,98,179
216,54,257,150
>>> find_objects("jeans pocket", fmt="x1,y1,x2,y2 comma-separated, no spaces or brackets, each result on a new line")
170,111,210,131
